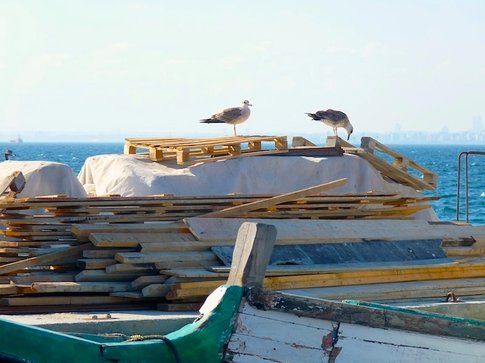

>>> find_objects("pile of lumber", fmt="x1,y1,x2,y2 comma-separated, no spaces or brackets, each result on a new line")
0,183,436,251
0,217,483,313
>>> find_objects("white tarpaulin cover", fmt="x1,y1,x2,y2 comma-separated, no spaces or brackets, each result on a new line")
0,161,86,198
78,154,436,220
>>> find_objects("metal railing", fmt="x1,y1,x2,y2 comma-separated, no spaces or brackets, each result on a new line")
456,150,485,223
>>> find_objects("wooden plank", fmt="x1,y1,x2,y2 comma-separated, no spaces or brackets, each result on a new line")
1,296,131,306
110,291,144,299
105,264,156,274
168,263,485,299
209,258,455,275
77,259,116,269
75,270,149,282
154,259,220,269
160,269,228,278
90,232,196,248
287,278,485,301
29,282,132,293
73,222,188,242
227,222,277,288
201,179,347,218
185,218,485,242
131,275,168,289
0,285,17,295
213,240,447,266
445,247,485,257
141,284,171,298
115,251,218,264
82,249,136,259
0,244,90,275
140,241,222,252
10,272,76,284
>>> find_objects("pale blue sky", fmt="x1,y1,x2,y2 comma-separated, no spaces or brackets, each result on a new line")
0,1,484,140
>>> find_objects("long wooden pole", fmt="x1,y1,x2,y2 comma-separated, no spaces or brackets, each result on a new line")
201,178,347,218
0,243,90,275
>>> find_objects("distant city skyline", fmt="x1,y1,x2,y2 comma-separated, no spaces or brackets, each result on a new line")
1,116,483,144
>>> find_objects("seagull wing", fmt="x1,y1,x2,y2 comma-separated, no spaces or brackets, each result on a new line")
212,107,243,122
317,109,348,121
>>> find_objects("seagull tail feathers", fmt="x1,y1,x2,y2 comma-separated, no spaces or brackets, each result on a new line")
199,118,225,124
305,113,320,120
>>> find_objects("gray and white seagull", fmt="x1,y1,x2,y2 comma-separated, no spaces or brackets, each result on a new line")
200,100,252,136
306,109,354,140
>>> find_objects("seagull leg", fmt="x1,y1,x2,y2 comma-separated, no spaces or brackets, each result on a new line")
233,124,237,136
336,128,339,138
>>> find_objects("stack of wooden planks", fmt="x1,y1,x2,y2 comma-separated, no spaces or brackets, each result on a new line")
0,217,483,313
124,136,289,163
0,190,436,249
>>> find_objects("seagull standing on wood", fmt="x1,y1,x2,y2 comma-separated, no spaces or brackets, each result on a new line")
306,109,354,140
200,100,252,136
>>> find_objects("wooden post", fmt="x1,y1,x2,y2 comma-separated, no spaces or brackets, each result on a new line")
124,142,137,155
227,222,277,288
176,148,190,164
149,148,163,161
228,144,242,156
275,137,288,150
248,141,262,151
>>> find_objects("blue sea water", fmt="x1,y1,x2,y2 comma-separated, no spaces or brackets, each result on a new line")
1,142,483,225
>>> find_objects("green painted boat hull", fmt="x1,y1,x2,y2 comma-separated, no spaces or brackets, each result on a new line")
0,285,243,363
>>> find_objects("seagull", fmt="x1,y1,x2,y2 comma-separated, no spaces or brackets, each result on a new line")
306,109,354,140
200,100,252,136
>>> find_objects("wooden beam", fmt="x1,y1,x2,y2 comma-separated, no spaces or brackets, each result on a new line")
185,218,485,242
227,222,277,287
201,178,347,218
0,244,90,275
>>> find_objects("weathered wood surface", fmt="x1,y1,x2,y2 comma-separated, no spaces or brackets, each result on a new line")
227,302,485,362
186,218,485,241
247,289,485,341
227,222,277,288
0,295,131,306
90,232,196,247
72,222,188,241
167,262,485,299
0,244,90,275
25,282,132,293
285,278,485,301
213,239,446,266
201,178,347,218
209,258,454,275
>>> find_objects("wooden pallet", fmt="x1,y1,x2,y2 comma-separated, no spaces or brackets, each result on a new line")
124,136,288,163
326,136,437,191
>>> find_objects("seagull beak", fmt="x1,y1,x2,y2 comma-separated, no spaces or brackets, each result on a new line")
249,103,253,106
